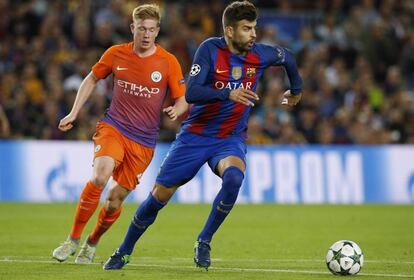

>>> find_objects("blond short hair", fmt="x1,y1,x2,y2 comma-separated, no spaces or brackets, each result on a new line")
132,4,161,26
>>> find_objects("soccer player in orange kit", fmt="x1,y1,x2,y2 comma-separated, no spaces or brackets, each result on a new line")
52,3,188,264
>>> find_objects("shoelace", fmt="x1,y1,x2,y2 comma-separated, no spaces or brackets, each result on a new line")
80,245,94,256
198,241,211,251
59,241,76,254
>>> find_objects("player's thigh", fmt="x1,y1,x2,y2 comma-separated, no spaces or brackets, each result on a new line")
208,137,247,177
92,156,116,186
156,138,209,188
92,122,126,186
92,122,125,168
112,139,154,191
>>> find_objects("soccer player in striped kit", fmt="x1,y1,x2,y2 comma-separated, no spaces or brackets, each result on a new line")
52,4,188,264
104,1,303,270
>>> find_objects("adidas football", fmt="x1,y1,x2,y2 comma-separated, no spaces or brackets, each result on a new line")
326,240,364,275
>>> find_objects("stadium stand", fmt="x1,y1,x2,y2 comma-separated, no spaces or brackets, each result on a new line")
1,0,414,144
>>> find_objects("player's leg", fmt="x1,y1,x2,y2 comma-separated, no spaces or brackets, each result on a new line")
103,183,177,270
77,137,154,264
52,156,115,262
75,181,129,264
117,184,177,254
87,181,129,244
194,138,247,269
52,122,123,262
198,156,245,242
194,156,245,269
104,134,209,270
71,156,115,239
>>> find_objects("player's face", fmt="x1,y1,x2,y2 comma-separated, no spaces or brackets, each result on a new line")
230,20,257,54
130,19,160,51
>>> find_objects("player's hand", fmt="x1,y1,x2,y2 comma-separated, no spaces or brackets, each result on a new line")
229,88,259,106
58,114,76,132
281,90,302,107
163,106,178,121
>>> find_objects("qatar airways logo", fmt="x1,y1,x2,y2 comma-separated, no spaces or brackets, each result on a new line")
214,81,252,90
117,79,160,98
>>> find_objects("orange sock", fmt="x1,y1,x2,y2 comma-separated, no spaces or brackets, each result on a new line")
69,181,103,240
88,206,122,244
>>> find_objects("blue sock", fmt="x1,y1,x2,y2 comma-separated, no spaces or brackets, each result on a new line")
118,193,166,255
198,166,244,242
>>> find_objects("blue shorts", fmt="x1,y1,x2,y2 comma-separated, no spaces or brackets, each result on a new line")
156,132,247,188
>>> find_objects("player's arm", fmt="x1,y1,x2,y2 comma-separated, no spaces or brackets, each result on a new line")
58,46,114,132
186,41,258,105
271,46,303,106
58,72,99,131
185,41,226,104
163,55,189,121
281,49,302,106
163,96,188,121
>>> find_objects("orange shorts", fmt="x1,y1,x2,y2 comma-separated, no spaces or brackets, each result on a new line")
92,121,154,190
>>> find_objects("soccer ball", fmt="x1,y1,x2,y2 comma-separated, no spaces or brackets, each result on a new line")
326,240,364,276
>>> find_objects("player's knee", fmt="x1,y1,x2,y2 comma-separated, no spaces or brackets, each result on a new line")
104,196,122,214
91,174,109,188
222,166,244,193
152,184,176,203
101,185,127,214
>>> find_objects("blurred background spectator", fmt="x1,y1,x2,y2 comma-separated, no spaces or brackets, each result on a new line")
1,0,414,144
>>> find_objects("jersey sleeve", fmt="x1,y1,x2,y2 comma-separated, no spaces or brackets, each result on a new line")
186,40,230,104
263,45,303,95
91,46,116,79
167,55,186,99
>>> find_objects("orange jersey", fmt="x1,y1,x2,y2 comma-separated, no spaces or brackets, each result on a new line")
92,42,186,147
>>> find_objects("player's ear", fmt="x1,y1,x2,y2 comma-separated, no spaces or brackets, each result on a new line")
155,26,160,38
225,25,233,39
130,23,135,35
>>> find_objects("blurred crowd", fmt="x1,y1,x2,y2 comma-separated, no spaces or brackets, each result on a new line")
1,0,414,144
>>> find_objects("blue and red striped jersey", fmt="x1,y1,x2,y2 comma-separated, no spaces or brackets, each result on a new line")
181,37,302,139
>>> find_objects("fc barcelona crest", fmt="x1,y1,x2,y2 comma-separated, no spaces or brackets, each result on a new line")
246,67,256,77
231,66,242,80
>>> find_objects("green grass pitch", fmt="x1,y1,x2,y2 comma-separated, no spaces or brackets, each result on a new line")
0,203,413,279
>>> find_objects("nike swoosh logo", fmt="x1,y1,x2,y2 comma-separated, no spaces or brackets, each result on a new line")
216,69,228,74
116,66,128,71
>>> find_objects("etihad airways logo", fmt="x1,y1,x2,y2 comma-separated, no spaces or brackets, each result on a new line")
214,81,252,90
117,79,160,98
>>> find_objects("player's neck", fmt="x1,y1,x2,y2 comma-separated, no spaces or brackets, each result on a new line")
133,44,157,58
224,37,247,56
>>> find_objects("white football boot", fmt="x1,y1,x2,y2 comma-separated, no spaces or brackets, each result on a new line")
52,238,78,262
75,241,96,264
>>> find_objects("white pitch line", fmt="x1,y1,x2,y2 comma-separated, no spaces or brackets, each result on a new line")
171,257,414,265
3,255,414,265
0,258,413,278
